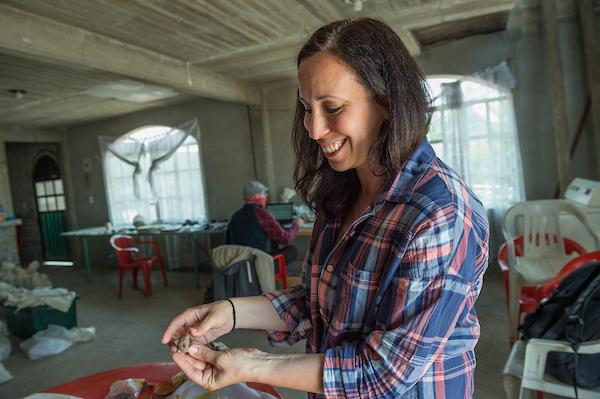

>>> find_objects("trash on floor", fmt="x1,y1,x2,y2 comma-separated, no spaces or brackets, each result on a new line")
0,261,52,289
0,362,12,385
0,282,76,312
19,324,95,360
104,378,145,399
0,321,10,361
167,380,278,399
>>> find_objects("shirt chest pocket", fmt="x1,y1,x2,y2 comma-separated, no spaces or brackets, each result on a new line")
329,262,381,334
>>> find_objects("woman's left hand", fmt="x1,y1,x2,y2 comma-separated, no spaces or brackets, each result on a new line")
171,345,263,391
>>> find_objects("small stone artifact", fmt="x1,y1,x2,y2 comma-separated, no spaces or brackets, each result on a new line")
173,335,191,353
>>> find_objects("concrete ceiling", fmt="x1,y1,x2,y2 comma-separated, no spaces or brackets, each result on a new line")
0,0,517,129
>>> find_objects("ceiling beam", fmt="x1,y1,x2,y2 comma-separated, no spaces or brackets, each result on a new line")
386,0,516,30
399,30,422,56
192,0,515,69
0,5,260,105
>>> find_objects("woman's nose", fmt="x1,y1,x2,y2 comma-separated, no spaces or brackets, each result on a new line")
305,113,330,141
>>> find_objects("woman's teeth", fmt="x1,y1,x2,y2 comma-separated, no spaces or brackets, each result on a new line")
322,140,344,154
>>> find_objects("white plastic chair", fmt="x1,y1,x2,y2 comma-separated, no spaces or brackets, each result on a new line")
503,200,600,342
520,338,600,398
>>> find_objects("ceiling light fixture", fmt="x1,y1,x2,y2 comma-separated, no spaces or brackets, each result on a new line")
344,0,367,12
9,89,27,100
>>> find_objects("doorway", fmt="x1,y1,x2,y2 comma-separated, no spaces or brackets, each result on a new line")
6,143,69,262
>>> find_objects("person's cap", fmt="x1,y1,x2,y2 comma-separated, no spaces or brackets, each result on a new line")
242,180,268,199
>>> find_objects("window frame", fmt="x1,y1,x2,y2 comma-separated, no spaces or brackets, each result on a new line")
102,126,209,226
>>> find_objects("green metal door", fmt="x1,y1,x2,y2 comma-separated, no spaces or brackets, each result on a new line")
39,211,69,258
34,175,70,260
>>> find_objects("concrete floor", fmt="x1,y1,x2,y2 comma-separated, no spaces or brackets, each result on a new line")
1,263,511,398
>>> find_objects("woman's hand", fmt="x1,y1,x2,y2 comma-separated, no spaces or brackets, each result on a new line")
172,345,264,391
161,300,234,346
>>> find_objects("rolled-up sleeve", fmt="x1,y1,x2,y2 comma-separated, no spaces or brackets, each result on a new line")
323,272,472,398
264,284,312,346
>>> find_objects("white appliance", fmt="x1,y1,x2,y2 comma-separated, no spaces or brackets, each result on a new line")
562,178,600,250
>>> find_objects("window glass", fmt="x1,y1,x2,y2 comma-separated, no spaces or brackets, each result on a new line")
54,179,64,194
427,76,524,209
45,181,55,195
38,197,48,212
57,195,66,211
35,182,45,197
47,196,57,211
103,128,207,225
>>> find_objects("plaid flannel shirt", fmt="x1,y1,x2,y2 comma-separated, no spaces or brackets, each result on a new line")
254,207,299,246
265,139,489,398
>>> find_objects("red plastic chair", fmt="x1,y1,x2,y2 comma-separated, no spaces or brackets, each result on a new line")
110,234,168,298
272,253,288,289
498,236,600,345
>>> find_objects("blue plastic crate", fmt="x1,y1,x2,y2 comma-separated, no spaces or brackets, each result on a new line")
3,299,77,338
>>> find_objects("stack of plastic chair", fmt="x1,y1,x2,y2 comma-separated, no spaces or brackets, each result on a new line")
502,200,600,344
272,253,288,289
498,237,587,329
110,234,168,298
520,338,600,398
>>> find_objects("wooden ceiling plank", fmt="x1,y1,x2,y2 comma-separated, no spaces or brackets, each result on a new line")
167,0,263,50
192,34,307,64
128,0,241,53
201,42,302,71
193,0,269,44
385,0,515,29
275,0,324,29
233,0,287,38
302,0,346,24
0,4,259,105
249,0,306,35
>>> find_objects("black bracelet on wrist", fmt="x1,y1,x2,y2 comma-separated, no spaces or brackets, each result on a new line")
225,298,236,333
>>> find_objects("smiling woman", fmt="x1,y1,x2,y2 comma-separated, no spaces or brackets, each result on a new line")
162,18,489,399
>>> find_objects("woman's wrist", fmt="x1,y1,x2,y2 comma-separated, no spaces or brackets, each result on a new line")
241,351,283,384
241,352,325,394
224,298,236,332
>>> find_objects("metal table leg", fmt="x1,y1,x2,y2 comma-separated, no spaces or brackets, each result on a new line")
83,236,92,282
191,234,199,288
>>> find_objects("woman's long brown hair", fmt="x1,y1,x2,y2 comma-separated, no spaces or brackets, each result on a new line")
292,18,432,220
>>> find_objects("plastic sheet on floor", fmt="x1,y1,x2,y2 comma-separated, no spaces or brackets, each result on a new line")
167,380,277,399
19,324,95,360
0,362,12,384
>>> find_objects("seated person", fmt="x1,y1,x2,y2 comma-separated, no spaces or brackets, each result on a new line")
226,180,304,265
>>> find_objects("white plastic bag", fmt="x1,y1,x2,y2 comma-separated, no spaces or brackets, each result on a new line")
0,321,10,361
167,380,277,399
0,336,11,361
0,320,8,335
19,324,95,360
0,362,12,384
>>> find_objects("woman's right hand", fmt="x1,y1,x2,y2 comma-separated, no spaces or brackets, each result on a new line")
161,300,234,346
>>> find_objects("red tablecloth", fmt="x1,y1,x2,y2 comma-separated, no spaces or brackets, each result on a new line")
44,362,282,398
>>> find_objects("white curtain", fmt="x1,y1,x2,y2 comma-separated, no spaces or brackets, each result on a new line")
99,118,207,227
430,63,525,262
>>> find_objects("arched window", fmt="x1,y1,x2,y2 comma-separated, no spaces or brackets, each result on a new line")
427,75,525,211
103,125,207,226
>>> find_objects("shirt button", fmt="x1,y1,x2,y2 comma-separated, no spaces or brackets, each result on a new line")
326,264,334,273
